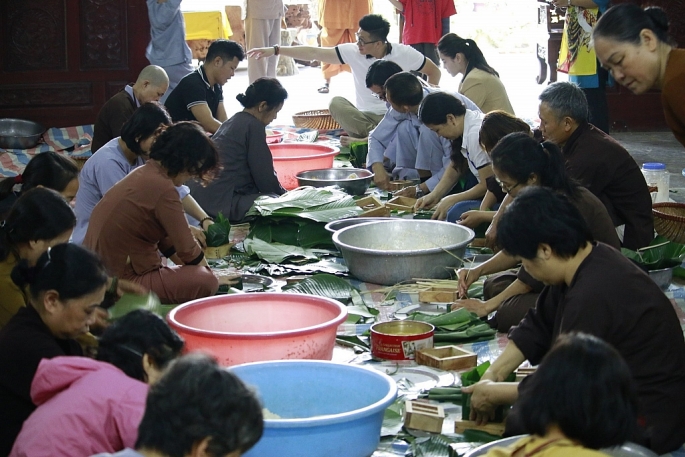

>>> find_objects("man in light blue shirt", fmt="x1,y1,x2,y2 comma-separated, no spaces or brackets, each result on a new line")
146,0,194,104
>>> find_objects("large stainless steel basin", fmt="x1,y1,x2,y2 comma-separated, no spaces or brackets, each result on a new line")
332,220,475,285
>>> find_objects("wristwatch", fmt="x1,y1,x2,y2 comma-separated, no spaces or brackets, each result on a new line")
415,185,424,199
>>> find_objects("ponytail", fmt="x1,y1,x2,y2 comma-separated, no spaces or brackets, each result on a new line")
437,34,499,78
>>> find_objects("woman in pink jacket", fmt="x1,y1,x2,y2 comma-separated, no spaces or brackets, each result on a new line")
10,310,184,457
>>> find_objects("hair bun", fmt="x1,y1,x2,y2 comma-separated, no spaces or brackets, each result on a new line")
644,6,669,34
10,259,38,289
235,93,247,103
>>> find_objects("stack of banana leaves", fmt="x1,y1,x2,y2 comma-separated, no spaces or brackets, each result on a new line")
408,307,496,344
243,187,363,264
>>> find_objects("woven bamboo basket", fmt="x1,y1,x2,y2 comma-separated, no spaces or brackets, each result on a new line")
652,202,685,243
292,109,341,130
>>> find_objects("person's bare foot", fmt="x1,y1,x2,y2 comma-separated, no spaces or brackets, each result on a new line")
340,135,367,147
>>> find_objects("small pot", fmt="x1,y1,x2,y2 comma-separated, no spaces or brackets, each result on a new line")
648,266,674,291
370,321,434,361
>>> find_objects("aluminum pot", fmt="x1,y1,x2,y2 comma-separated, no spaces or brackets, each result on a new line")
324,217,395,234
370,321,434,360
332,220,475,285
0,118,45,149
648,266,674,291
296,168,374,195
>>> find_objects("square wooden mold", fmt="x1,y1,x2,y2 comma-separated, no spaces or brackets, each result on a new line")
386,196,417,212
415,346,477,371
355,195,383,211
388,180,416,191
404,400,445,433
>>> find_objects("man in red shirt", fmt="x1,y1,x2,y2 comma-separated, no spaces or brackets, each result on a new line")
388,0,456,68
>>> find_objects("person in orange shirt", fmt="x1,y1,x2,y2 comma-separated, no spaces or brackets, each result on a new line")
315,0,372,94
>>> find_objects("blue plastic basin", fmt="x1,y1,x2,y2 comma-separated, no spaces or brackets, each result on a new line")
231,360,397,457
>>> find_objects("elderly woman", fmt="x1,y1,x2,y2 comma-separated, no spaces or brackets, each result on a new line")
453,133,619,332
0,243,109,455
437,34,514,115
189,78,287,224
483,333,637,456
415,91,493,221
463,187,685,455
0,152,79,218
84,122,235,304
10,310,184,457
593,4,685,147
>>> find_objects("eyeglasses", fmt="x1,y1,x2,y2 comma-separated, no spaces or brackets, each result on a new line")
371,91,386,101
356,35,382,46
495,178,520,194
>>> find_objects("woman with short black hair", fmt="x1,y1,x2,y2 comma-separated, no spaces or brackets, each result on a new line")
0,243,109,455
483,333,637,456
84,122,235,304
189,78,288,224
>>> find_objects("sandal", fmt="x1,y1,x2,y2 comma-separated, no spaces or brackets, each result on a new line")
317,83,329,94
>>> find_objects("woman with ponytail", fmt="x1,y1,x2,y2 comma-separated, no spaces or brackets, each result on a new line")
188,78,287,224
0,243,109,455
593,4,685,147
0,152,79,218
451,132,619,332
437,33,514,115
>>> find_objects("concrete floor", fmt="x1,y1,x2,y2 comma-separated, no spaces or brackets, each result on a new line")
220,61,685,200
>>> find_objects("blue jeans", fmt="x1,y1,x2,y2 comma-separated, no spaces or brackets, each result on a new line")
446,200,482,223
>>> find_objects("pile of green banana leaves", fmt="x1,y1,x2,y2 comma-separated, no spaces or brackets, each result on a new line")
622,235,685,272
243,187,363,263
408,307,496,344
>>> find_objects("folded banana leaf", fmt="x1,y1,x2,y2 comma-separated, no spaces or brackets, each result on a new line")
622,235,685,270
108,293,163,320
243,237,319,264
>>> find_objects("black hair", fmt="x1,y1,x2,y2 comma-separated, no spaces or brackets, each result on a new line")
490,132,580,199
359,14,391,42
0,151,79,201
236,77,288,110
11,242,108,304
519,333,637,449
365,60,403,88
418,92,468,173
120,102,172,156
497,186,592,259
97,309,184,382
0,188,76,262
478,110,531,153
135,354,263,457
384,72,423,107
437,33,499,78
594,4,674,47
205,39,245,63
148,122,219,184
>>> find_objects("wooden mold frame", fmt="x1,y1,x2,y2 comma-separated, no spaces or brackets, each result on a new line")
415,345,477,371
454,420,505,436
355,195,391,217
386,196,417,213
388,180,416,192
404,400,445,433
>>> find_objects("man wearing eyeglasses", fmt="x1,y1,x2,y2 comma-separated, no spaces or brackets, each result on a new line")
247,14,441,140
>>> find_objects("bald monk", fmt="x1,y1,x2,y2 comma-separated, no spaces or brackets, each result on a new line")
92,65,170,152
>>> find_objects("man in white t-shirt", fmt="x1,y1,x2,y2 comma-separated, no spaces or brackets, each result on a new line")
247,14,441,138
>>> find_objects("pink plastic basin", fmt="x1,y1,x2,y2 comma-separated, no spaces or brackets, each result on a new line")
167,293,347,366
266,132,284,144
269,143,340,190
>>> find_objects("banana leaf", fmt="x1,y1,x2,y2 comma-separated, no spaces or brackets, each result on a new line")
108,293,163,320
204,212,231,247
282,273,357,303
248,187,362,221
243,237,319,263
622,235,685,270
248,217,333,248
